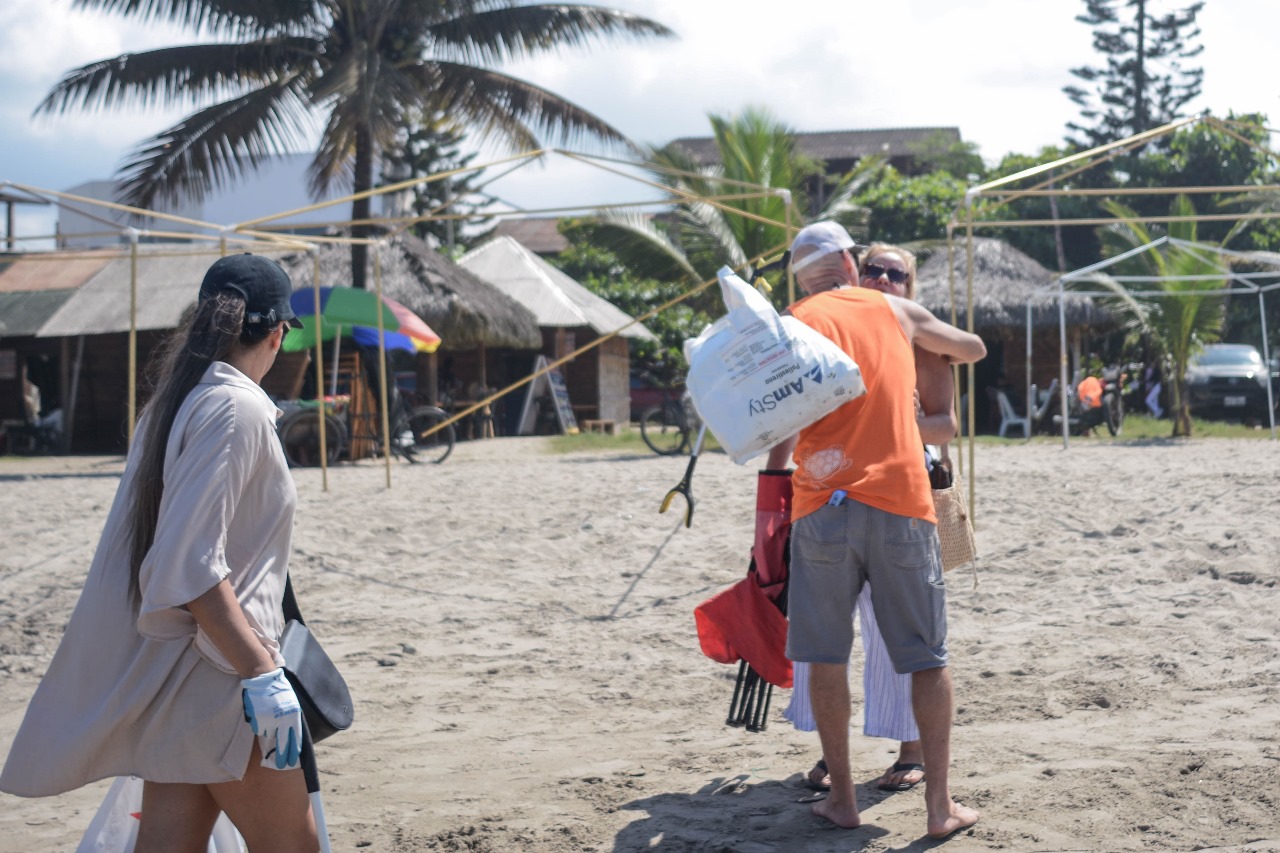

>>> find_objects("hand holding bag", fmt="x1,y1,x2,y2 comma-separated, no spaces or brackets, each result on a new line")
281,576,354,743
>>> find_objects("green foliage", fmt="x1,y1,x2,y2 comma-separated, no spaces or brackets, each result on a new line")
976,147,1105,273
380,113,492,250
564,106,879,315
853,167,967,245
905,132,986,182
1223,289,1280,361
648,107,818,280
1088,195,1227,436
548,242,710,384
975,118,1280,275
1064,0,1205,148
1119,113,1277,243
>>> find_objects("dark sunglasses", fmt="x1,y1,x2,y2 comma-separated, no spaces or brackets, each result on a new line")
861,263,910,285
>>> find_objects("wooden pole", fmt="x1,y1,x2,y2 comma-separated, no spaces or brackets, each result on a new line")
65,336,84,452
1025,303,1033,444
945,223,962,462
126,229,138,445
310,248,328,492
373,245,393,489
1058,279,1071,450
784,194,795,305
964,213,976,518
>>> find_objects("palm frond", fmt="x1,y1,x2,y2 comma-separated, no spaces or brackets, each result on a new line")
678,199,751,272
562,210,700,284
1166,194,1199,243
33,38,320,116
1073,271,1161,345
819,154,886,218
400,60,632,153
425,4,674,66
116,77,315,208
73,0,317,31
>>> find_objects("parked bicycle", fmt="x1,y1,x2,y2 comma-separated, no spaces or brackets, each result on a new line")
640,387,702,456
277,392,455,467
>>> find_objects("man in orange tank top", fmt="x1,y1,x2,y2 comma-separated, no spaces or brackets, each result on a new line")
765,222,986,838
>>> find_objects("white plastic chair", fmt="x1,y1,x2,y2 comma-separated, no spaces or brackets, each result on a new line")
996,390,1030,438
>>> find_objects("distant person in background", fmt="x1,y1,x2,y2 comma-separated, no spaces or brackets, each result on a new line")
1144,362,1164,418
20,368,41,424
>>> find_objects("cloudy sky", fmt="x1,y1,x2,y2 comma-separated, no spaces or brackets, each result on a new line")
2,0,1277,243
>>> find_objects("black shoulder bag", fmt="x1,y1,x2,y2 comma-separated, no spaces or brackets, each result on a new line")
280,575,354,742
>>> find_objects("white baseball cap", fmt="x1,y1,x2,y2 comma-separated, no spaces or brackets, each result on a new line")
789,221,856,272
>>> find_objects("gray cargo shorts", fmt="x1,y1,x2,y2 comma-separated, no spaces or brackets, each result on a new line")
786,496,948,673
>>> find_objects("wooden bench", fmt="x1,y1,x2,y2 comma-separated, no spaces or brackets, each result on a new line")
582,419,617,435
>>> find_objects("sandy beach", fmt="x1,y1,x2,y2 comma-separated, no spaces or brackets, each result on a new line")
1,436,1278,852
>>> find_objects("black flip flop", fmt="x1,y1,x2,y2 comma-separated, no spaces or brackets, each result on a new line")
877,761,925,791
804,758,831,791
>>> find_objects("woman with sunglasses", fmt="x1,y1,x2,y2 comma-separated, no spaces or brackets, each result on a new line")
854,243,956,792
785,241,957,797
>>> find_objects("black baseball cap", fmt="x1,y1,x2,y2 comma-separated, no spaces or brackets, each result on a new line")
198,254,302,329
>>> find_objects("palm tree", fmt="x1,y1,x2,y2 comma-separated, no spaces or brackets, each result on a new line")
36,0,674,287
564,107,879,312
1090,196,1232,436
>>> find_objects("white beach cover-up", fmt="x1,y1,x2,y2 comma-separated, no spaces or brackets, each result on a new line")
0,361,296,797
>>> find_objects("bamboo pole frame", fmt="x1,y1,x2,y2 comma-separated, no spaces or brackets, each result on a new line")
4,149,797,489
945,112,1280,518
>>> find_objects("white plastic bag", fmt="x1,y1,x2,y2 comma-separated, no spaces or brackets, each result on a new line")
683,266,866,464
77,777,246,853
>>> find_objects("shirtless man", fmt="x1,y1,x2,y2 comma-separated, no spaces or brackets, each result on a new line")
767,222,983,838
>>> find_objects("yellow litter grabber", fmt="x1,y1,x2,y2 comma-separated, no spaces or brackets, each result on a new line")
659,424,707,528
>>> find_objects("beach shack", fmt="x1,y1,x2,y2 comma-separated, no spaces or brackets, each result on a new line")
914,237,1112,432
1,245,285,453
458,235,658,431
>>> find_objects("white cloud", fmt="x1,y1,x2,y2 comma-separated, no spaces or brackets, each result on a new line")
0,0,190,82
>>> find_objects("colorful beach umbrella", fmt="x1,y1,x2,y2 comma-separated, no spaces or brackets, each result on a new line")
283,288,440,354
283,286,399,353
353,298,441,353
291,285,401,329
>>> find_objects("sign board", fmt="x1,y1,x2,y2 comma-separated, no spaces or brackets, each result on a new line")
516,355,580,435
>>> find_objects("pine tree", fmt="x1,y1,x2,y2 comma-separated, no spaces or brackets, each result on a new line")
1063,0,1205,149
380,115,493,254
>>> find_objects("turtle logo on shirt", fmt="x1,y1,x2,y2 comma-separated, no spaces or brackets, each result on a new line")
796,446,852,488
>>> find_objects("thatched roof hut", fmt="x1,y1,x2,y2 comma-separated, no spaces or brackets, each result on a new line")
911,237,1117,433
277,234,541,351
914,237,1111,329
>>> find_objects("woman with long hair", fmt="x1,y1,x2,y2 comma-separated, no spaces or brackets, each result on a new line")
1,254,320,852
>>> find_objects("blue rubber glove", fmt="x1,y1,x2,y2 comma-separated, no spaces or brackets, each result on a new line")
241,668,302,770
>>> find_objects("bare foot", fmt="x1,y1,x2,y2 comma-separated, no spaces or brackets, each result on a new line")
812,794,860,829
927,801,980,839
